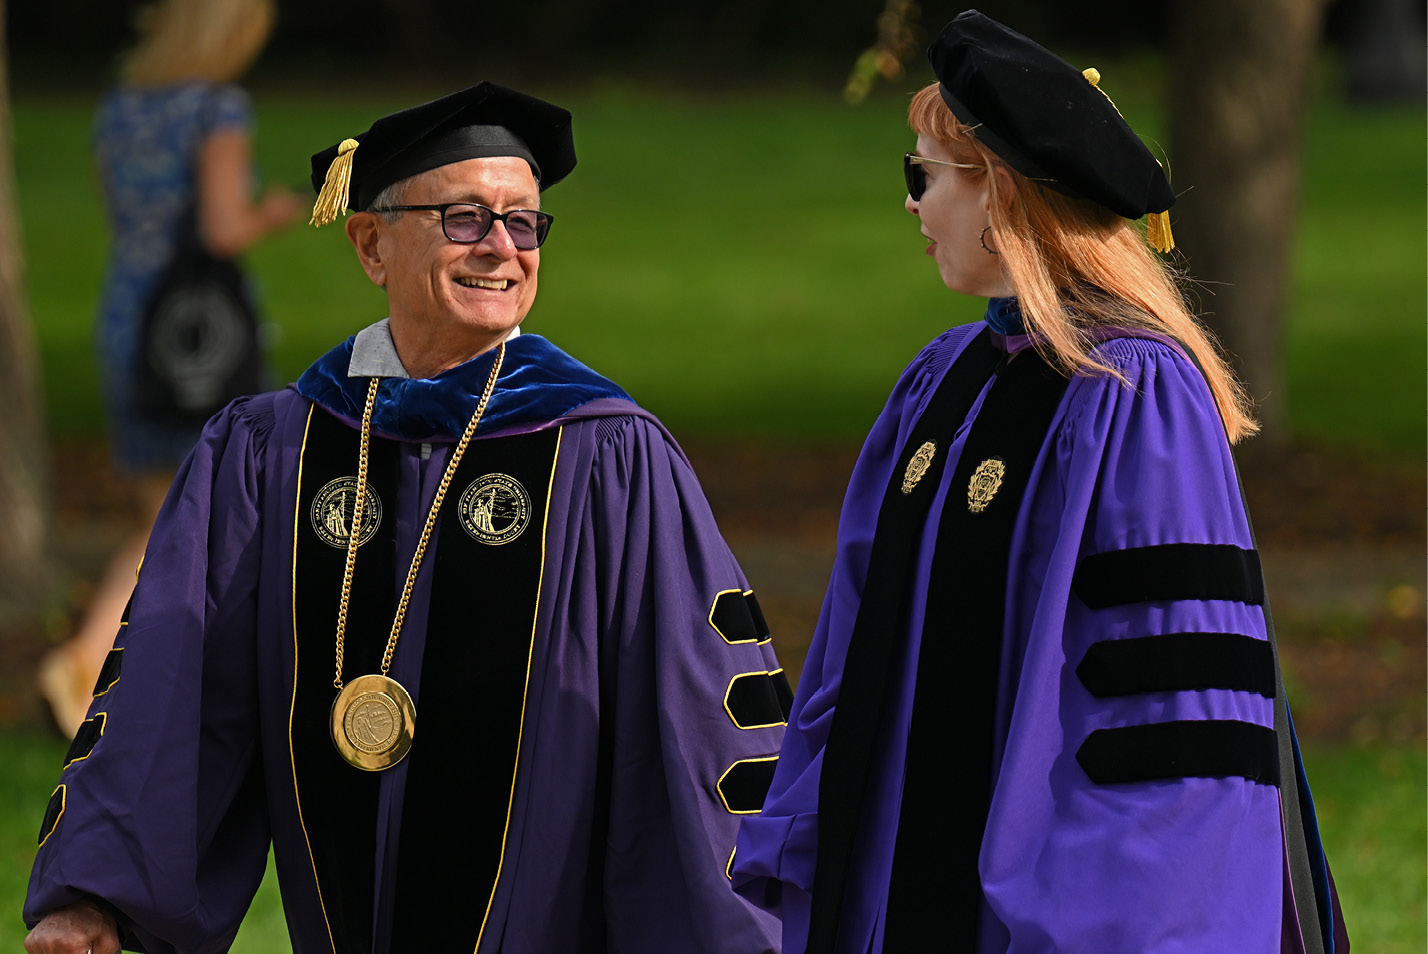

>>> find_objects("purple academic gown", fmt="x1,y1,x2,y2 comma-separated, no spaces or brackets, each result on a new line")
26,330,784,954
733,317,1331,953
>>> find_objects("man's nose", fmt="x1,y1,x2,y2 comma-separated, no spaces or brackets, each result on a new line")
475,219,519,258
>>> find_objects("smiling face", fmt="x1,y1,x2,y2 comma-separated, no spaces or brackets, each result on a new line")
345,156,542,378
904,134,1013,299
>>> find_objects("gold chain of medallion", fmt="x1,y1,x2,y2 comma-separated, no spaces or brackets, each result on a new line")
332,376,380,689
332,342,505,689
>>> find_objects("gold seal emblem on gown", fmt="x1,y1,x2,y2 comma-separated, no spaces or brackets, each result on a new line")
967,457,1007,513
459,474,532,545
901,441,937,495
311,477,383,548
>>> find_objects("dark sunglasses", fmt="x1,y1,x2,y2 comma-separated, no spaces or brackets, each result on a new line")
903,152,979,201
369,202,554,249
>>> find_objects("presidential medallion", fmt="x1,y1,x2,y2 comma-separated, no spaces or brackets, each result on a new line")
311,477,383,549
901,441,937,495
330,674,417,771
326,351,504,774
967,457,1007,513
459,473,532,545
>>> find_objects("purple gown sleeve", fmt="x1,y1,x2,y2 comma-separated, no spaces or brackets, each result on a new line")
983,337,1282,952
588,416,784,954
25,398,274,954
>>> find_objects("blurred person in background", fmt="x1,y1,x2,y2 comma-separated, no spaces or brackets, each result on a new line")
37,0,305,736
734,10,1346,954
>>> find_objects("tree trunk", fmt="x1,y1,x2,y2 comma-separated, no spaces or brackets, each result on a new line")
1168,0,1330,448
0,0,53,620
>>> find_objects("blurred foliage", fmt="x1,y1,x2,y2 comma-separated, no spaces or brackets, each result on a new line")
9,0,1405,93
843,0,922,104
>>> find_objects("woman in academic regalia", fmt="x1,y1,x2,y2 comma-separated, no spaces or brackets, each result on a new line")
733,10,1347,954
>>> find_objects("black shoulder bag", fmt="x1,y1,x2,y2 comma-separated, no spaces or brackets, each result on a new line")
135,92,263,423
135,206,262,423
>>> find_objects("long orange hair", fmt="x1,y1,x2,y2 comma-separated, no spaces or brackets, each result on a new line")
908,84,1257,442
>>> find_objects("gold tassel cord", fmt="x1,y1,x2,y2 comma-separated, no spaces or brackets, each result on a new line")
309,138,360,228
1147,210,1175,253
1084,67,1175,253
1081,67,1127,121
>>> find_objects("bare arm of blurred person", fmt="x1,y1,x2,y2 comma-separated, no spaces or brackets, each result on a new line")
197,128,305,258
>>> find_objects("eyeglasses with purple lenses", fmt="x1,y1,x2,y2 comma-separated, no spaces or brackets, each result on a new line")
370,202,553,249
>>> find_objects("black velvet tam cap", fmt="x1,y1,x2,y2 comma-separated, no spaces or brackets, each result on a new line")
308,82,575,226
928,10,1174,226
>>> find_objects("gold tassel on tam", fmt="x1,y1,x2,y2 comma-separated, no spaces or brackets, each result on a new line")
1081,67,1126,120
309,139,360,227
1146,210,1174,253
1084,65,1175,253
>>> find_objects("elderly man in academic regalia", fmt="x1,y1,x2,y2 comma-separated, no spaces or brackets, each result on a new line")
25,83,786,954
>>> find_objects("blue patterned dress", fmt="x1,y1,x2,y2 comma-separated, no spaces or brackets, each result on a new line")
93,82,254,473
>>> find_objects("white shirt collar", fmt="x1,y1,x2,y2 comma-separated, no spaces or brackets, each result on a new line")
347,318,521,379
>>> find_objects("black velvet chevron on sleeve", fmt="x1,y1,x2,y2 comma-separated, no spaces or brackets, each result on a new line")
726,671,792,729
93,649,123,696
710,590,771,644
718,758,780,814
1077,633,1276,698
1073,543,1265,608
63,713,106,769
1077,720,1280,786
37,785,64,846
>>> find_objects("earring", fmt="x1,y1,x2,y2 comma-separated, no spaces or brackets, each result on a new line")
980,226,999,255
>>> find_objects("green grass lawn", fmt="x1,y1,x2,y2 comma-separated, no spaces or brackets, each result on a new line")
1289,100,1428,452
12,82,1426,451
2,729,1420,951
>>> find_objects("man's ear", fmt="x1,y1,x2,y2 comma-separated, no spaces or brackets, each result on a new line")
345,212,387,288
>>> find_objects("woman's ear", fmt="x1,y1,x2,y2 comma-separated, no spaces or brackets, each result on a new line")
345,212,387,288
988,164,1017,214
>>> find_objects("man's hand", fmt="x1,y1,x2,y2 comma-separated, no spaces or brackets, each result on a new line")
24,901,119,954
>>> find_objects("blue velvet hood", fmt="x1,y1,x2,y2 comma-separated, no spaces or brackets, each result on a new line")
295,332,633,442
984,296,1025,335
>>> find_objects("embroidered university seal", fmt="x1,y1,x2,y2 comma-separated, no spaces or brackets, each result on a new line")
310,477,383,548
901,441,937,495
459,473,532,545
967,457,1006,513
